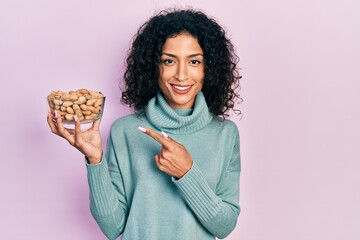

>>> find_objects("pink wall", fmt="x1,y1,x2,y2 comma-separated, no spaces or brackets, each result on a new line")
1,0,359,239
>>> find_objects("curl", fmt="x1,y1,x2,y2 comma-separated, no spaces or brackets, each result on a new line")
121,8,242,119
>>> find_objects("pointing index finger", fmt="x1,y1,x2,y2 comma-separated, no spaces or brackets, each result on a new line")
138,126,170,147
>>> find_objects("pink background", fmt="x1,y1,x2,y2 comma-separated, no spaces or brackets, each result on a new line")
1,0,359,239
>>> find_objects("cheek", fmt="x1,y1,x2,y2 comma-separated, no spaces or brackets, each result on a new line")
158,71,169,92
193,67,205,83
158,79,166,92
159,68,174,83
158,68,166,88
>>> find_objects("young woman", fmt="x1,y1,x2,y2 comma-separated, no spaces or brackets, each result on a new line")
47,8,242,240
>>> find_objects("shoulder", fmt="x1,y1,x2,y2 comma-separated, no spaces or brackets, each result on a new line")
212,117,239,133
207,117,240,144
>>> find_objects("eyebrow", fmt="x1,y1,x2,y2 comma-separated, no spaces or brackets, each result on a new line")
161,53,204,58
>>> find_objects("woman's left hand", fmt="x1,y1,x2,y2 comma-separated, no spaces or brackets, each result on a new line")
139,127,193,179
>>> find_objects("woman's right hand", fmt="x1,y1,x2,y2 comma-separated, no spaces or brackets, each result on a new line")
47,110,103,164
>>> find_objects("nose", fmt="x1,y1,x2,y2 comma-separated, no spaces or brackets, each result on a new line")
175,62,188,81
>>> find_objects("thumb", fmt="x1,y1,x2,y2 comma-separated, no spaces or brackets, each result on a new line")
92,118,102,131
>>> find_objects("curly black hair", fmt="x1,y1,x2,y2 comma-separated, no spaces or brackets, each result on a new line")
121,8,242,118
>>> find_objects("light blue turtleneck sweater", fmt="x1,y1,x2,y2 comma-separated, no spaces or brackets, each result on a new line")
86,92,241,239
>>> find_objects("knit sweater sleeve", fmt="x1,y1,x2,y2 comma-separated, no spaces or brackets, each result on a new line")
86,133,128,240
172,131,241,239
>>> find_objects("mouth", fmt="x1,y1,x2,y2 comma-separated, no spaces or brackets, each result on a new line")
171,84,193,94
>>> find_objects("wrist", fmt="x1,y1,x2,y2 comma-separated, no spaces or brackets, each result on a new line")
87,152,102,164
177,161,193,179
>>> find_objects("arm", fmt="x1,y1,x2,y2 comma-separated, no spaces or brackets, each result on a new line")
138,126,241,238
86,133,128,240
47,107,128,239
172,133,241,239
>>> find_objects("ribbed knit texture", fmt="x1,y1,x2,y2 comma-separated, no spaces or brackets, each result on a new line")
144,91,213,134
86,92,241,240
172,162,222,223
87,160,118,216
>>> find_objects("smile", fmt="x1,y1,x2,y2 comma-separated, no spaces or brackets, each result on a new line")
171,84,193,94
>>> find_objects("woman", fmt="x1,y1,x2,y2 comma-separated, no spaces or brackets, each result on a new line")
47,8,242,240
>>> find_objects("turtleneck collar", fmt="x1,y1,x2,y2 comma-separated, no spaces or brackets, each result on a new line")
144,91,213,134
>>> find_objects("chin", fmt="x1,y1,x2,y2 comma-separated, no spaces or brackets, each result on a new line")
169,95,195,108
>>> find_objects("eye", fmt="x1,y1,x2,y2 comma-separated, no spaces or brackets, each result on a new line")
190,60,201,65
162,59,175,65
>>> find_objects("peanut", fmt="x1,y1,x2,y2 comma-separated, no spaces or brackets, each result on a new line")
74,96,86,105
62,93,71,101
90,91,102,97
82,110,92,116
72,104,80,110
77,88,90,94
52,98,62,106
48,98,55,109
66,107,74,114
58,110,67,116
92,107,102,114
85,113,98,120
75,109,83,117
47,88,104,122
80,104,95,112
86,99,97,106
94,98,103,107
69,93,78,101
65,114,74,121
84,94,92,100
62,101,73,108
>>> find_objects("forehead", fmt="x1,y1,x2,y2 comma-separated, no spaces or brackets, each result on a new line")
162,33,203,54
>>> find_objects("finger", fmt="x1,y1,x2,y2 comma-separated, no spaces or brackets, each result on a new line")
160,148,173,162
138,127,170,147
154,154,160,166
154,154,165,171
160,148,166,159
161,131,175,143
74,115,82,135
91,118,102,131
55,110,73,141
47,111,59,135
161,131,169,138
74,115,83,145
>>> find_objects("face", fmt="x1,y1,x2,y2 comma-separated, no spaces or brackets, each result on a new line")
159,32,205,109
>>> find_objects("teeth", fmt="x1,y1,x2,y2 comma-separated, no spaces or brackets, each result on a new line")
173,85,191,91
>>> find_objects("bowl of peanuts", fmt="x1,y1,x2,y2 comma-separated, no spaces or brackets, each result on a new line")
47,88,105,124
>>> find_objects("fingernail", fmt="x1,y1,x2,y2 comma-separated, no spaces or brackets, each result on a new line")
54,110,58,119
161,131,168,138
138,126,146,133
74,115,77,122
